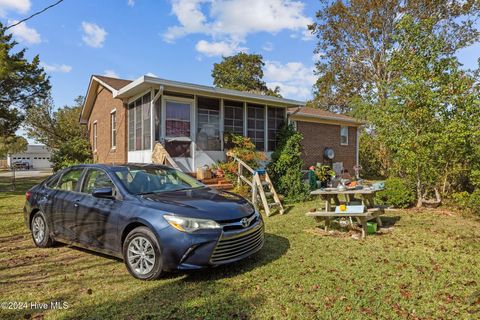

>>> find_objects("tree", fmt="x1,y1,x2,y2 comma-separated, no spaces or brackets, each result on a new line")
376,16,480,207
267,124,309,202
309,0,480,114
212,52,281,97
23,96,92,170
0,135,27,190
0,22,50,136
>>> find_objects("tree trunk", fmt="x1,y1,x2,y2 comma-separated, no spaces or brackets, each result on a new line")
416,176,423,208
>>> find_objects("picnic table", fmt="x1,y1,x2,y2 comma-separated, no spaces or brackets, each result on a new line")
306,188,385,238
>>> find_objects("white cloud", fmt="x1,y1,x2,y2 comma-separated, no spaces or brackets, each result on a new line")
145,72,158,77
264,61,316,100
7,20,41,44
163,0,313,47
0,0,30,17
262,42,274,52
41,63,72,73
127,0,135,6
103,70,119,78
81,22,107,48
195,39,247,57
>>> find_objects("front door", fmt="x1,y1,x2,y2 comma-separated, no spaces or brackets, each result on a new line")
162,97,195,171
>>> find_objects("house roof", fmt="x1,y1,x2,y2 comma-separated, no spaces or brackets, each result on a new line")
80,74,306,124
288,107,365,126
92,75,132,90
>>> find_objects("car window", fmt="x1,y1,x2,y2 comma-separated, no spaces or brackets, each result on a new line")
113,166,203,195
57,168,84,191
82,169,115,194
45,174,60,189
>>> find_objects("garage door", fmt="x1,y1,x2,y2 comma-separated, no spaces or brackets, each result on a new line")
32,157,52,168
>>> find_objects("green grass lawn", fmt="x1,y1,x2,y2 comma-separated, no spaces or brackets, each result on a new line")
1,177,479,319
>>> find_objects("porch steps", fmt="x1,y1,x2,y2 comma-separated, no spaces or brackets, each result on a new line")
193,175,234,191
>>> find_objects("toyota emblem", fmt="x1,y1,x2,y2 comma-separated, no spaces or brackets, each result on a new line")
240,218,249,228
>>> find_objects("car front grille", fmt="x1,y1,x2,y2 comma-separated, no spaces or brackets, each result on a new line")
210,223,264,264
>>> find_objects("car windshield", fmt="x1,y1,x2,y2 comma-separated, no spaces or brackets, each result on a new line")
113,166,204,195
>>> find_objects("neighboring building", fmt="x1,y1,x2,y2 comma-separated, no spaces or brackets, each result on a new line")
80,75,364,173
7,144,53,169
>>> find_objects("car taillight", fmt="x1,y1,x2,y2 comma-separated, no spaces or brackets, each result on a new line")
26,191,31,201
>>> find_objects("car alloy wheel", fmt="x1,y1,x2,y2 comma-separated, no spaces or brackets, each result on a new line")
123,227,163,280
30,211,54,248
127,236,156,275
32,215,46,244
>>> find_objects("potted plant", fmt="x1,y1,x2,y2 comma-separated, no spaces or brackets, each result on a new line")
314,164,335,188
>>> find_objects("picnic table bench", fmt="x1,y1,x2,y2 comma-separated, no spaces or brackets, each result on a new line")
307,188,385,238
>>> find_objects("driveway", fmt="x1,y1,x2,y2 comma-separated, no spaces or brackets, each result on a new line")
0,169,52,178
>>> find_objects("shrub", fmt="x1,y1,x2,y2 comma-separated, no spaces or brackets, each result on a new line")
376,177,415,208
216,134,265,185
452,190,480,216
267,124,309,203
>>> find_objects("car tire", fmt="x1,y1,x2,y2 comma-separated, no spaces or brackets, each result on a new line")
123,227,163,280
31,211,54,248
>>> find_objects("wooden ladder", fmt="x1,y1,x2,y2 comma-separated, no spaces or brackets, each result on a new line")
229,153,284,217
151,142,181,170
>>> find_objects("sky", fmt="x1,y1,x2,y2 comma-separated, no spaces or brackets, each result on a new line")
1,0,479,142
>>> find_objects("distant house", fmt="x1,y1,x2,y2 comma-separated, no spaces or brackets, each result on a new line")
6,145,53,169
80,75,364,173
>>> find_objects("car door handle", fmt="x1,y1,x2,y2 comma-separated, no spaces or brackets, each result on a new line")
74,199,80,207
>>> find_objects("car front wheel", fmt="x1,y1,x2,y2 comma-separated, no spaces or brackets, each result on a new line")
31,211,54,247
123,227,163,280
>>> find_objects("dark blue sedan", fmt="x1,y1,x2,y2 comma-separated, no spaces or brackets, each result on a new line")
24,164,264,280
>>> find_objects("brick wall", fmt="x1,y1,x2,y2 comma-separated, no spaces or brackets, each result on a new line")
87,87,127,164
295,121,358,173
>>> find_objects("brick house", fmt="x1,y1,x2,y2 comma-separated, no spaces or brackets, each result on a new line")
80,74,364,173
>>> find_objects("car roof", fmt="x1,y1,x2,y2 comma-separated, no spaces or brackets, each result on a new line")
68,163,173,171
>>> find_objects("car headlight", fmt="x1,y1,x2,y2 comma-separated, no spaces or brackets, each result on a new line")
163,215,221,233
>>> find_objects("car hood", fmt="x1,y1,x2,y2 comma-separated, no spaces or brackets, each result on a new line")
138,187,254,221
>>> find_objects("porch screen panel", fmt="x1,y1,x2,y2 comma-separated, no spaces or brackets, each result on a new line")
142,93,151,150
247,104,265,151
224,100,244,135
134,98,142,150
267,106,285,151
128,103,135,151
197,97,220,151
154,98,161,142
166,101,190,137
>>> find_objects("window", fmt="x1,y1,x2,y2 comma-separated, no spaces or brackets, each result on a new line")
340,126,349,145
143,94,151,150
128,104,135,151
267,106,285,152
93,122,97,151
82,169,115,194
224,100,244,135
154,98,161,142
165,100,190,137
111,111,117,149
57,168,84,191
128,92,152,151
247,104,265,151
45,174,60,189
113,166,203,195
197,97,220,151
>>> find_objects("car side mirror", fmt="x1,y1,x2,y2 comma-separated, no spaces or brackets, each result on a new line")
92,187,114,199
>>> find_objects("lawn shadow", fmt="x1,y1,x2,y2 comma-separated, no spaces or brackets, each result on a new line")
381,215,401,228
179,232,289,282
